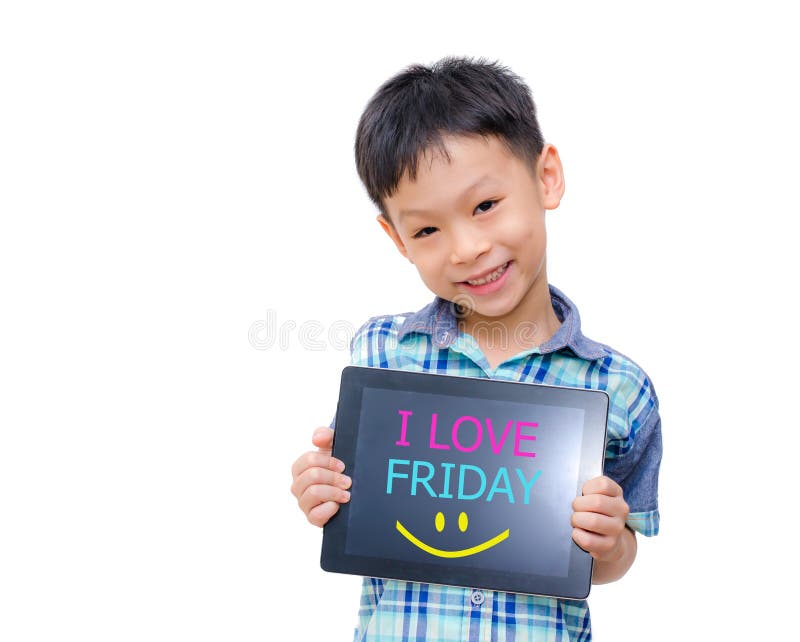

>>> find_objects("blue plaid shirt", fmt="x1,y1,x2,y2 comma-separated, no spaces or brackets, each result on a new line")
333,284,662,642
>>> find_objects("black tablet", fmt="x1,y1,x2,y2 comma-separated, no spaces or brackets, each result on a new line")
321,366,609,600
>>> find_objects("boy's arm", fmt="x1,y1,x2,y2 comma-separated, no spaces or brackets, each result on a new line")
571,476,637,584
575,379,663,583
290,427,352,526
591,524,637,584
290,318,376,527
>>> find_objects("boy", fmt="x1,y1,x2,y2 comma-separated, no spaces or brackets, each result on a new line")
290,56,662,641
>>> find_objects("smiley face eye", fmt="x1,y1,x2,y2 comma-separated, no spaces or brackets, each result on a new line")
434,511,469,533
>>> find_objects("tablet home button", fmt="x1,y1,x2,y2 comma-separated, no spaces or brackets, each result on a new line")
470,590,485,606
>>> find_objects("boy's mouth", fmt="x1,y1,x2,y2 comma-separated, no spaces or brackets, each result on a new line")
461,261,511,286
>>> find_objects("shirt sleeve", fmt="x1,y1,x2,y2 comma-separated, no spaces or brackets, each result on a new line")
604,402,663,537
329,319,375,432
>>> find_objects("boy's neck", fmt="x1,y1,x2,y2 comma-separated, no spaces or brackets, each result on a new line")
456,278,562,358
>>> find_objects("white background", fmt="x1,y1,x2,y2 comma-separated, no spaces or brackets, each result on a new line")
1,1,797,640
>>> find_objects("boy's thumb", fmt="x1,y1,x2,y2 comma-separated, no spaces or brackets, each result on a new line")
312,426,334,450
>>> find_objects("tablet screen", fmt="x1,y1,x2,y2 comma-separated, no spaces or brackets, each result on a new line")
345,386,585,578
321,366,608,599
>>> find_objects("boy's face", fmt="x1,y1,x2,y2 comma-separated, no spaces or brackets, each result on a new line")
379,134,565,325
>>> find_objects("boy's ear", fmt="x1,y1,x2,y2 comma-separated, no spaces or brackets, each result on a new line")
376,214,413,263
538,143,566,210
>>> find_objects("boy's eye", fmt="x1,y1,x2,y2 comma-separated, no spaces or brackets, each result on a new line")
413,226,438,239
475,200,496,214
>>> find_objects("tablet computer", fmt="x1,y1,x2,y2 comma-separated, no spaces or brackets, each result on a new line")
321,365,609,600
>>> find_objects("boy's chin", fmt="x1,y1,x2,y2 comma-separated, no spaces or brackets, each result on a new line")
449,297,518,321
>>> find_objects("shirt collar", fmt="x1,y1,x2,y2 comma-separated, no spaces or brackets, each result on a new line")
396,284,608,361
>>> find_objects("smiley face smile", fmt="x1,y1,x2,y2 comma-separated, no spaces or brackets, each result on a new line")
396,511,510,558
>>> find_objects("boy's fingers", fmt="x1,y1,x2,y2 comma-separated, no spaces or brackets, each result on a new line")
291,466,352,499
290,451,345,481
572,493,628,518
298,483,351,517
572,526,626,560
307,500,340,528
312,427,335,451
570,511,623,537
571,527,608,558
581,476,622,497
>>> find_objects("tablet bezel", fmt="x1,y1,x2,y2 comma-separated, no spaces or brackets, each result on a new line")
321,365,609,600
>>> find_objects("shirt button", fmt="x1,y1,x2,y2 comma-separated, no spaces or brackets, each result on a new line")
470,590,485,606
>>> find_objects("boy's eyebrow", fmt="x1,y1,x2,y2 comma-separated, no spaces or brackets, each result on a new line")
398,174,498,219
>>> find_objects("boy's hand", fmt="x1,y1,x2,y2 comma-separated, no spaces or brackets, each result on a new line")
571,476,630,562
290,427,352,527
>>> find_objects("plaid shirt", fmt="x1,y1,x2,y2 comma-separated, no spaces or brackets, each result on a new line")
335,284,662,642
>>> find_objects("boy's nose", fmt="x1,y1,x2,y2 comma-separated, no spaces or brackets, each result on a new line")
448,225,491,266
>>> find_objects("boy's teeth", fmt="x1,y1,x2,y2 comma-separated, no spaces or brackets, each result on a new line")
467,262,508,285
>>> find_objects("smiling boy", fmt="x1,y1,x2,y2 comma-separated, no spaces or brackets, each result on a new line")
290,56,662,641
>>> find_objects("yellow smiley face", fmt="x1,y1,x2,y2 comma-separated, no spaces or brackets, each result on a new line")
396,511,510,558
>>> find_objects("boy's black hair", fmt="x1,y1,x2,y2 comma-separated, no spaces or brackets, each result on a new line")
354,55,545,221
